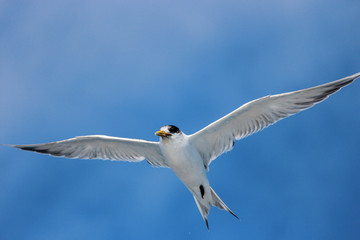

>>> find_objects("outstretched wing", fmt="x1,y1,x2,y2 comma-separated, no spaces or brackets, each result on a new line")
11,135,168,167
189,73,359,168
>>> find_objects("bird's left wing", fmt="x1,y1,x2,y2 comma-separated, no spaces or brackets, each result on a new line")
11,135,168,167
189,73,359,168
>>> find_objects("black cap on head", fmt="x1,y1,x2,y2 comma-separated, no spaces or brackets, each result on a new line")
166,125,180,134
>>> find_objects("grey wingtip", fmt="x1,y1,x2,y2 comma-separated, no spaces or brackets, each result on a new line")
2,144,38,153
6,144,51,154
351,72,360,79
8,144,33,150
343,72,360,84
2,144,18,148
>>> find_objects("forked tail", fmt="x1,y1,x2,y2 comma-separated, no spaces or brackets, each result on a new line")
194,187,239,230
210,187,239,220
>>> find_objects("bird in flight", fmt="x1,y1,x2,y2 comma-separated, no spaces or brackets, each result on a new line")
10,73,359,229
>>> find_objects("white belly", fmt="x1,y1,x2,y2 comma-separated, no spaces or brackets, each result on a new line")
160,138,209,193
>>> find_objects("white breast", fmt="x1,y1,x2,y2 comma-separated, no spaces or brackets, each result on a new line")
159,135,208,190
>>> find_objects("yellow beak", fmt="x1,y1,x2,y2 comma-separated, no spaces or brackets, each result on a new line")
155,130,172,137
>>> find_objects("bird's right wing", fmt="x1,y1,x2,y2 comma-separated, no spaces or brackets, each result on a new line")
189,72,359,168
11,135,168,167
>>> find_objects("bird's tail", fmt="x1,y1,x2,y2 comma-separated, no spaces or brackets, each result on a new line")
194,187,239,230
193,196,210,230
210,187,239,220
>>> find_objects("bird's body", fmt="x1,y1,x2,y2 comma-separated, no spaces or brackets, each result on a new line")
157,129,225,228
160,132,207,195
8,73,360,229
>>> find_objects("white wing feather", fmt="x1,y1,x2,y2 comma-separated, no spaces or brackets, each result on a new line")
12,135,168,167
189,73,360,168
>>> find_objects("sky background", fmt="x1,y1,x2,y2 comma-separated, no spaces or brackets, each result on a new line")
1,1,360,239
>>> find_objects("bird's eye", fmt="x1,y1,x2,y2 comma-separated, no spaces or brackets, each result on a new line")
168,125,180,134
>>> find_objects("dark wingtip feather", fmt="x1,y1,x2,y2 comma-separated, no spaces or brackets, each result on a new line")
14,145,36,151
11,145,39,152
10,144,59,155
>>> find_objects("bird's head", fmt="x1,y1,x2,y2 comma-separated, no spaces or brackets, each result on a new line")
155,125,182,138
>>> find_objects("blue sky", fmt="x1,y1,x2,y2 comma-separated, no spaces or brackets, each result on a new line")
1,1,360,239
